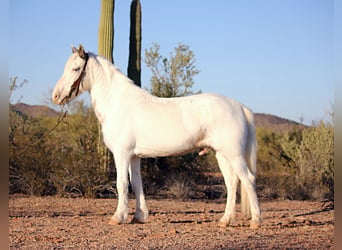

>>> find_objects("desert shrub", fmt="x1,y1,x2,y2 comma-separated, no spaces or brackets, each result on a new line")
166,174,194,200
280,121,334,200
9,101,111,198
9,109,55,195
256,121,334,201
255,127,296,199
46,105,109,198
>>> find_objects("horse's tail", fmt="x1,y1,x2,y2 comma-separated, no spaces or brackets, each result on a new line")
240,105,257,219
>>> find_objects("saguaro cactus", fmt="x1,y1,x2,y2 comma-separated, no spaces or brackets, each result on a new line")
127,0,142,87
98,0,115,173
98,0,115,63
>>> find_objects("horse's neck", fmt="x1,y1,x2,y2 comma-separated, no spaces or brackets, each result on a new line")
88,55,139,123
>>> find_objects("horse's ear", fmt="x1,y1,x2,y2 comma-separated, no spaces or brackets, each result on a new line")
78,44,86,59
71,45,77,54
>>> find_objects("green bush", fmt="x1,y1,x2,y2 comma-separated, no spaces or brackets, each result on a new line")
9,109,50,195
280,121,334,200
256,121,334,201
9,103,111,198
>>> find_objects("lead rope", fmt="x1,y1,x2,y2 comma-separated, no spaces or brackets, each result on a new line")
19,105,69,153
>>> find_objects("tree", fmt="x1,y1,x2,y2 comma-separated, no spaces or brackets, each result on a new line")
127,0,142,87
97,0,115,174
144,43,200,97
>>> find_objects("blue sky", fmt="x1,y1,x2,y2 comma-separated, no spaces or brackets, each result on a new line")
9,0,333,124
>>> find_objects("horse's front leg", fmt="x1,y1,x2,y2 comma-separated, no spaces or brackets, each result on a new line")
129,156,148,223
109,150,130,225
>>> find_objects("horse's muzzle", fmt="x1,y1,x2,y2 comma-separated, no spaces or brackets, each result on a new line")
52,92,68,105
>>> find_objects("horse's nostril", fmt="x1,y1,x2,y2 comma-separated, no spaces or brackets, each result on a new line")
54,94,59,100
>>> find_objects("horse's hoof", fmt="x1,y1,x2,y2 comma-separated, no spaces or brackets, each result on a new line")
108,218,121,225
131,217,145,224
249,220,260,229
218,221,229,228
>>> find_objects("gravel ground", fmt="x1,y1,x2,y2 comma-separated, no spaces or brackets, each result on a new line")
9,196,334,249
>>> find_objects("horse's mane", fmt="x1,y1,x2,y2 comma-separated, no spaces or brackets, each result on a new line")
94,53,139,87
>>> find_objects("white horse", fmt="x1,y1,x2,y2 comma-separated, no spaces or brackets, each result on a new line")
52,45,261,228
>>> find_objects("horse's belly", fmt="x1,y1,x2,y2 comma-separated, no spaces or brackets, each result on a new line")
133,127,201,158
134,143,196,158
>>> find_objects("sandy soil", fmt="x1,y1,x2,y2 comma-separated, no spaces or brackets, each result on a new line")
9,196,334,249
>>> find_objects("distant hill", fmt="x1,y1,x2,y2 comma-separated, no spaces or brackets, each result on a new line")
10,103,59,118
254,113,306,132
11,103,305,132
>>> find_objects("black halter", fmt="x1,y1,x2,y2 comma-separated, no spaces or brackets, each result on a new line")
67,53,89,99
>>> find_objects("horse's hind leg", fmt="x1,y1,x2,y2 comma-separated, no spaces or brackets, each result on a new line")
216,152,239,227
230,155,261,228
129,156,148,223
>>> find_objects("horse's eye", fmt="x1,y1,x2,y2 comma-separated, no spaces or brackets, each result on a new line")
73,67,81,72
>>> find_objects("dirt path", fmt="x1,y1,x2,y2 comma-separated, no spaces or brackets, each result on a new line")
9,196,334,249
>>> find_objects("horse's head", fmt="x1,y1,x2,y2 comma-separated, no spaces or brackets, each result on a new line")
52,44,89,105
